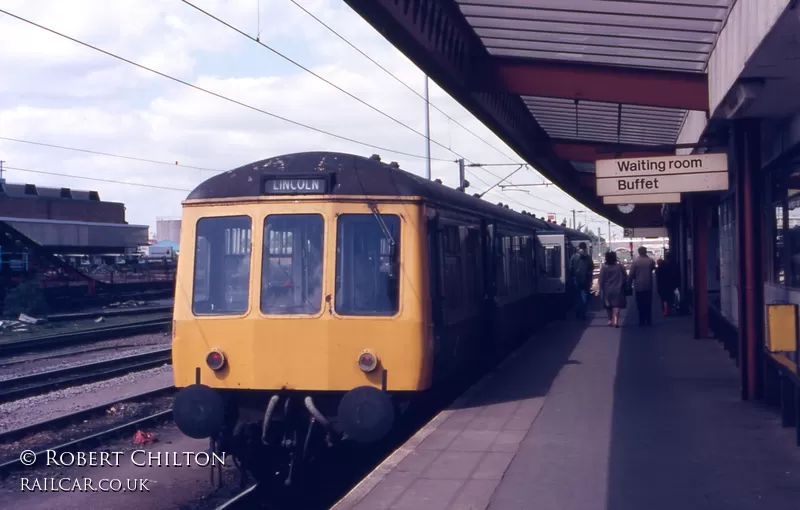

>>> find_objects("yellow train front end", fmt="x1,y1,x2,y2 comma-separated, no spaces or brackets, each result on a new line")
169,154,433,484
172,198,431,393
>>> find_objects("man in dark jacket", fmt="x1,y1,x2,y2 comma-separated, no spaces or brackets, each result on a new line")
629,246,656,325
569,242,594,319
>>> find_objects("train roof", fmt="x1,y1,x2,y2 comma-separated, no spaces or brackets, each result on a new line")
188,151,559,230
557,227,594,240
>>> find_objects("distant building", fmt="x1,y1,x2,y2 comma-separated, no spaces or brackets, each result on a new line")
147,240,178,259
156,218,181,245
0,181,147,254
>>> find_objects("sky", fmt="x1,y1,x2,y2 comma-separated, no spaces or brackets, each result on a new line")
0,0,622,240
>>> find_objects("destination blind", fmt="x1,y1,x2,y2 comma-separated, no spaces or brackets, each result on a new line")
263,178,327,195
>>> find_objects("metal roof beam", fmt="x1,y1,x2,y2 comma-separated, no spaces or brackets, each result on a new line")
492,58,709,111
553,142,674,163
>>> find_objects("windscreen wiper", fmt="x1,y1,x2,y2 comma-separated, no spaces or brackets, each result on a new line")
367,202,395,248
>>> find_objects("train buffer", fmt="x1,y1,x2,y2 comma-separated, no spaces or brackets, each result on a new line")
332,301,800,510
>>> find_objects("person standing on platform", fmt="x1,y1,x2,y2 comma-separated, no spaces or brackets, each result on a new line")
656,255,678,316
598,251,627,328
569,242,594,319
629,246,656,326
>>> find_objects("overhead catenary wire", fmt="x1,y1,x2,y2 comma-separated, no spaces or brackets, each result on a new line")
286,0,521,165
181,0,473,164
0,7,451,163
0,132,567,213
463,170,560,216
285,0,591,217
0,6,574,215
3,165,192,192
5,161,560,217
0,137,220,173
468,164,570,214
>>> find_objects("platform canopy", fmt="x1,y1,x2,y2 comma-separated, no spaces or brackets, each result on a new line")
343,0,736,227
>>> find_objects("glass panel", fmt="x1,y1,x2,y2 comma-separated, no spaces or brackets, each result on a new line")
486,46,706,71
443,225,464,312
335,214,400,316
467,17,717,44
788,193,800,288
460,4,722,32
261,214,324,315
774,203,785,284
483,38,708,61
545,245,562,278
464,227,482,303
192,216,251,315
473,27,713,53
458,0,729,20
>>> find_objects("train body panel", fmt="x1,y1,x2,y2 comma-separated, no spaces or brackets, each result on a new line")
168,152,582,485
173,199,432,392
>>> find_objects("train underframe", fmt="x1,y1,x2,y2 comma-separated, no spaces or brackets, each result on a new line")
174,384,408,488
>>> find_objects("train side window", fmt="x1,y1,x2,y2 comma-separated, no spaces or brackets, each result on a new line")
536,241,547,274
519,236,532,290
545,245,562,278
442,225,464,312
192,215,251,315
261,214,324,315
495,235,510,297
463,227,481,305
335,214,400,316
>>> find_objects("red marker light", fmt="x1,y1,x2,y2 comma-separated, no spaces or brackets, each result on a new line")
206,350,226,371
358,352,378,372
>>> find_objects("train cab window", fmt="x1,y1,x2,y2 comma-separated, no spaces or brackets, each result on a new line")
261,214,324,315
192,216,252,315
544,245,562,278
335,214,400,316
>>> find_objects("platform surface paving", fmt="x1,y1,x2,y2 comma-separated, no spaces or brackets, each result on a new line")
333,303,800,510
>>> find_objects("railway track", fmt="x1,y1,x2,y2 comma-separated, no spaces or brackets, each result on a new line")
0,316,171,356
0,407,173,478
0,348,172,403
46,305,173,322
213,484,260,510
0,385,175,444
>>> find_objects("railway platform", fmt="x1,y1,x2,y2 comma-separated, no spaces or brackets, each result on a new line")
333,302,800,510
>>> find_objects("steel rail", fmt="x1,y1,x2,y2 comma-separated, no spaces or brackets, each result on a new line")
46,305,173,322
0,348,172,403
0,409,173,478
0,316,171,355
213,484,260,510
0,385,175,443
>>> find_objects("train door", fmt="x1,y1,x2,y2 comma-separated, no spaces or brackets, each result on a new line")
426,211,446,384
535,233,566,295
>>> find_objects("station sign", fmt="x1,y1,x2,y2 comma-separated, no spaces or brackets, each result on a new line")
623,227,667,238
597,172,728,196
595,153,727,179
596,153,728,197
263,177,327,195
603,193,680,205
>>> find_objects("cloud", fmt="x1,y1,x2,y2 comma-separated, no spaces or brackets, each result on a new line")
0,0,609,235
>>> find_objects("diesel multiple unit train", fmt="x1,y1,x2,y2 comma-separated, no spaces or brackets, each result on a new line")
170,151,591,484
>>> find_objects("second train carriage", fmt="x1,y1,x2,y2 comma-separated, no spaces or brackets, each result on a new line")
170,152,578,484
